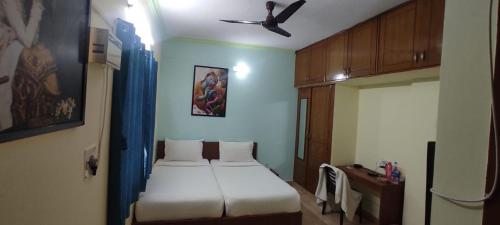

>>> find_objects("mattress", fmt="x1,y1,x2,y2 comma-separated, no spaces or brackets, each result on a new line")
210,160,301,217
135,159,224,222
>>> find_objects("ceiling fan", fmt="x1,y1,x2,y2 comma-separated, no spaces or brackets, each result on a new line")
220,0,306,38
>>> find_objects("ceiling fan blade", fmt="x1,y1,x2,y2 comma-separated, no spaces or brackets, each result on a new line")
220,20,263,25
275,0,306,24
265,26,291,37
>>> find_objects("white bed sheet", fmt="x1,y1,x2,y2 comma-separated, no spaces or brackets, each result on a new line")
210,160,301,217
135,159,224,222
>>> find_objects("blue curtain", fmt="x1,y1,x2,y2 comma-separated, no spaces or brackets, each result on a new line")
108,19,158,225
144,51,158,178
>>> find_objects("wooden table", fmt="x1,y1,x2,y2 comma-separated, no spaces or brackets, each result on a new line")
338,166,405,225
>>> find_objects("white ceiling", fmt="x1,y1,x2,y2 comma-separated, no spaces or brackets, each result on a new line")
156,0,408,50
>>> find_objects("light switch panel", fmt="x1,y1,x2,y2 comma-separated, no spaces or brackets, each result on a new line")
84,144,97,178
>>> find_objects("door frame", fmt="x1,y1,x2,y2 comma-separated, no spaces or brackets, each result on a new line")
293,88,312,186
483,2,500,225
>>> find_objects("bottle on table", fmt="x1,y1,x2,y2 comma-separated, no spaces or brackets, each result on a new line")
391,161,401,184
385,162,393,180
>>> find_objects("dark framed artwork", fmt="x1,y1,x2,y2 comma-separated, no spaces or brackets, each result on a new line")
191,65,229,117
0,0,90,143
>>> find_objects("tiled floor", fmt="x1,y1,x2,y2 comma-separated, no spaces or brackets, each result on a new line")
291,183,374,225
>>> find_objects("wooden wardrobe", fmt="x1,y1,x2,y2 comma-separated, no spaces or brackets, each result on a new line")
293,85,335,193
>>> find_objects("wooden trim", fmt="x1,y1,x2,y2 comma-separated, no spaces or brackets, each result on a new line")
294,64,440,89
220,212,302,225
134,218,220,225
156,140,257,162
133,212,302,225
483,3,500,225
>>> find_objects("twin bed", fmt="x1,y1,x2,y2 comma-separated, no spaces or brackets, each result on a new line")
134,141,302,225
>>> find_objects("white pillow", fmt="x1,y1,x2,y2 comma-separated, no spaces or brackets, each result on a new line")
219,141,254,162
164,139,203,161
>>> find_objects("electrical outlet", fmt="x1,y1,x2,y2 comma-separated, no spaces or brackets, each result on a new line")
84,145,97,179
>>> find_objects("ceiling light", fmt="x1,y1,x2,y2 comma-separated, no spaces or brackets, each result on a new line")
331,73,349,81
125,2,154,50
233,62,250,80
127,0,136,7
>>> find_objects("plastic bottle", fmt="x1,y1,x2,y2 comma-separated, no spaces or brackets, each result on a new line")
392,161,401,184
385,162,393,179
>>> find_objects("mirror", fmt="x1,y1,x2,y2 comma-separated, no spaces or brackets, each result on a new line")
297,99,308,160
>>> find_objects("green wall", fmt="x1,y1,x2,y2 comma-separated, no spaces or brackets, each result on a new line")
157,38,297,180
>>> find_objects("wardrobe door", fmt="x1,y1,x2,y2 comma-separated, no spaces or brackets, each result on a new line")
293,88,311,187
326,32,348,81
414,0,445,67
308,40,328,84
378,2,417,73
305,85,334,193
348,18,379,77
295,48,311,86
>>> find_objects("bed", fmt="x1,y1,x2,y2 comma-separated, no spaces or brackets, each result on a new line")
211,160,301,217
135,159,224,223
133,141,302,225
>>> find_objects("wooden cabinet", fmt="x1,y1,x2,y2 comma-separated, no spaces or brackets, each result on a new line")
326,32,348,81
292,85,334,193
294,40,327,86
414,0,445,67
348,18,379,77
378,2,417,73
295,48,311,86
309,40,328,83
325,18,378,80
378,0,444,73
294,0,444,87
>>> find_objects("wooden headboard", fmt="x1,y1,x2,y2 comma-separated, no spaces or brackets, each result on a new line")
156,141,258,161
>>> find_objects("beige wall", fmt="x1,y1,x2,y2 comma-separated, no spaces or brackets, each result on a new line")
331,85,359,166
330,67,440,225
0,11,113,225
431,0,498,225
0,1,161,225
355,80,440,225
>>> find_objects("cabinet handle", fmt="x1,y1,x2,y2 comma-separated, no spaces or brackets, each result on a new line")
413,53,418,62
420,52,426,61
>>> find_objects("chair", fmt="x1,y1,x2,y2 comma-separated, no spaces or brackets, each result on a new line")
322,166,363,225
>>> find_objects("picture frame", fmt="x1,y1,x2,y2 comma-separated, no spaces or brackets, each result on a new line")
0,0,91,143
191,65,229,117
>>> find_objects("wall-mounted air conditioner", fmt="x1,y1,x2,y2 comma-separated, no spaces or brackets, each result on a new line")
88,27,122,70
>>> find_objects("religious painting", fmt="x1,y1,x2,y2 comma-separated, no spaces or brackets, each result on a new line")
0,0,90,143
191,65,228,117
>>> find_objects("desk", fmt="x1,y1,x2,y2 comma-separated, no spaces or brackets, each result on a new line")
338,166,405,225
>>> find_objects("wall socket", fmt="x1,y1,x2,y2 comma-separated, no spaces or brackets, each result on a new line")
84,144,97,179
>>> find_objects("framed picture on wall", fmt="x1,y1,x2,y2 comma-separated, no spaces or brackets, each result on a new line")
191,65,229,117
0,0,90,143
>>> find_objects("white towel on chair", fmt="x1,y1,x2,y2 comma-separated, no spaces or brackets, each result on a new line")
315,164,362,221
